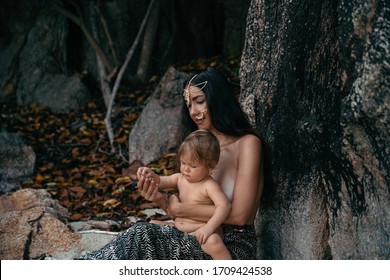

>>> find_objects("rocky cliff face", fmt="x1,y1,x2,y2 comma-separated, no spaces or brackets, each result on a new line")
0,0,250,111
240,0,389,259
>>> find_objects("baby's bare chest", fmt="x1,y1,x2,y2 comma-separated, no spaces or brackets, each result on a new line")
178,184,213,205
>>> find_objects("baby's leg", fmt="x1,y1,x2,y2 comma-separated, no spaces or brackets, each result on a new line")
201,232,231,260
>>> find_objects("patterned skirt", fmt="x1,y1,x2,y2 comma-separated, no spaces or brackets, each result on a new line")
79,221,257,260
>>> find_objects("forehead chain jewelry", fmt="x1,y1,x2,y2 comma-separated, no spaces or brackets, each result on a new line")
183,74,208,107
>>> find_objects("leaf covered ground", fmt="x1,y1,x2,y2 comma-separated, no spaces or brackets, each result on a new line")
1,56,240,228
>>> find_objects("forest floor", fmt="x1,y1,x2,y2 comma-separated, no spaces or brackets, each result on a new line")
1,56,240,231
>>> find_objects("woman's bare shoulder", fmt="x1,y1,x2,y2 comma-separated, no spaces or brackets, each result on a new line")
238,134,262,148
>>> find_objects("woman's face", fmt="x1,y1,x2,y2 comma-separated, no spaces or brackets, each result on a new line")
186,86,214,131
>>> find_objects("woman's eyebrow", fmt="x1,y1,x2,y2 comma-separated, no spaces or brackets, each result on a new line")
192,95,205,101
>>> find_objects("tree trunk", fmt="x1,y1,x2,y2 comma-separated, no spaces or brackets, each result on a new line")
240,0,389,259
136,0,161,83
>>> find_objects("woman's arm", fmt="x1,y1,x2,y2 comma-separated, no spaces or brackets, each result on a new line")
225,135,263,225
167,195,215,222
203,181,231,230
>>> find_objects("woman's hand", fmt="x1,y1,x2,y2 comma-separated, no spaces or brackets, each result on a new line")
137,167,160,202
137,174,160,201
137,167,170,211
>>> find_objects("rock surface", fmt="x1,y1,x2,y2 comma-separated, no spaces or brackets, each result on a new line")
241,0,389,259
128,67,188,164
0,132,36,194
15,3,91,113
0,188,168,259
0,188,81,259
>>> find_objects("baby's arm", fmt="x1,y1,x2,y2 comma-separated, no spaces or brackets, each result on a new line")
137,167,180,191
195,181,231,244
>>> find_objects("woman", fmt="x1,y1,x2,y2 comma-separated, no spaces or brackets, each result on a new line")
80,67,264,260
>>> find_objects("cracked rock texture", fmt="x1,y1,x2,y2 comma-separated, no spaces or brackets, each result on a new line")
241,0,389,259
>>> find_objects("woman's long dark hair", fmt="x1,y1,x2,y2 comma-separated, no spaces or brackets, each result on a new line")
181,67,258,139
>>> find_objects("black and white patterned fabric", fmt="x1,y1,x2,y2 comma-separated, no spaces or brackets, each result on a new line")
79,221,256,260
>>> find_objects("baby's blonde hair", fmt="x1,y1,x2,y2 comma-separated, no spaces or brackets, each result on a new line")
178,130,220,169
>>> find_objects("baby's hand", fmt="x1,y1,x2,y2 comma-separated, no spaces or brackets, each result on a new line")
195,225,214,244
137,167,152,180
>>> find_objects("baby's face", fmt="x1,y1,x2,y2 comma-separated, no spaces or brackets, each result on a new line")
179,152,210,183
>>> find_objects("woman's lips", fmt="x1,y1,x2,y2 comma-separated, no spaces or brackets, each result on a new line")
194,118,203,125
193,114,204,125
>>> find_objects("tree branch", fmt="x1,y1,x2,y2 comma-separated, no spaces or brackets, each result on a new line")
104,0,157,153
95,4,119,66
89,1,112,108
160,0,177,64
52,2,115,74
136,0,161,83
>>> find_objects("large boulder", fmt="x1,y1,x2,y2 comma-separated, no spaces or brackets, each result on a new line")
0,132,35,194
0,188,81,259
128,67,188,164
241,0,389,259
0,188,171,259
14,2,90,113
0,1,38,106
